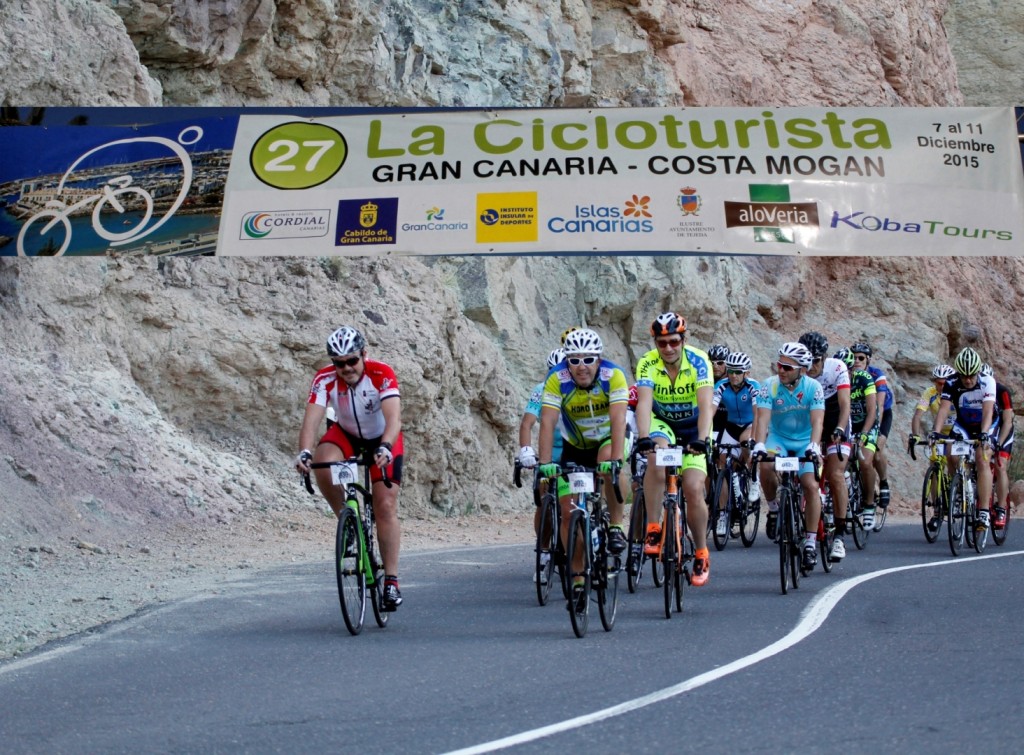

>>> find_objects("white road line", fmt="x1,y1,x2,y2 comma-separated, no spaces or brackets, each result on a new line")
444,548,1024,755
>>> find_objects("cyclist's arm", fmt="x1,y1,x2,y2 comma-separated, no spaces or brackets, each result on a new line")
932,398,952,434
835,385,851,437
609,400,627,462
696,383,714,442
380,396,401,448
862,388,877,432
538,405,559,463
998,406,1014,446
752,405,769,445
810,407,824,447
518,412,537,448
298,402,328,455
635,385,653,439
910,407,926,437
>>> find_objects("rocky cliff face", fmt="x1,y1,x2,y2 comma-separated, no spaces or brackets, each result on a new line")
0,1,1021,545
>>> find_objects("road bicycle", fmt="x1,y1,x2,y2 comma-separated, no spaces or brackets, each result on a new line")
304,458,390,635
844,439,871,550
545,463,623,638
818,472,837,574
931,438,988,556
653,446,694,618
912,438,949,543
758,452,819,595
625,449,663,592
991,483,1011,547
709,440,760,551
515,461,568,606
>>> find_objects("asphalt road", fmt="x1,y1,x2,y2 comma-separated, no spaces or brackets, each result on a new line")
2,522,1023,754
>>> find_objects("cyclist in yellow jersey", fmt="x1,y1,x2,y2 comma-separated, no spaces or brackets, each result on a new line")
909,364,957,453
537,328,630,606
634,312,714,587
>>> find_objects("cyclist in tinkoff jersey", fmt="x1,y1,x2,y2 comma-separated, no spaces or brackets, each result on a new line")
537,328,630,607
517,347,564,583
931,347,997,534
852,342,894,510
835,348,877,555
295,326,405,611
752,342,825,571
634,312,714,587
711,351,762,537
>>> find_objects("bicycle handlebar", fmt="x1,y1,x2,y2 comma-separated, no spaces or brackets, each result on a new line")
302,458,392,493
542,462,624,504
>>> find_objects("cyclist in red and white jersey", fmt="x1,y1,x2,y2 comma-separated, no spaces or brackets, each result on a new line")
295,326,405,611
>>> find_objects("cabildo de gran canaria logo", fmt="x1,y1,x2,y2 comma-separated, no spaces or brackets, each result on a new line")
240,210,331,240
547,195,655,234
724,184,819,243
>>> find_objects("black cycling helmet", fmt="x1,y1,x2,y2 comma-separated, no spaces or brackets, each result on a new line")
707,344,730,362
798,331,829,358
851,341,873,357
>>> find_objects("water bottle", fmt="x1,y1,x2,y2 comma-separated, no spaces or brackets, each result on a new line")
591,525,600,554
732,471,742,501
964,476,975,504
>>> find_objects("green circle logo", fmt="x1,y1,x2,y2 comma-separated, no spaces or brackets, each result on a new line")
250,122,347,189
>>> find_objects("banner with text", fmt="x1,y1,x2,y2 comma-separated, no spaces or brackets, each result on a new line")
219,107,1024,256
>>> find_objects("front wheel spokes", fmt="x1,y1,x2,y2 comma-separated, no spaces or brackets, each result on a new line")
626,491,646,593
662,503,677,618
598,541,619,631
336,508,367,635
711,469,730,552
535,495,558,606
921,465,943,543
947,473,966,557
566,511,591,638
778,492,790,595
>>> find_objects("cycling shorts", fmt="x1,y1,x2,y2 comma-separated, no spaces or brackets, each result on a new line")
853,421,879,454
320,424,403,484
648,418,707,474
822,415,852,458
763,434,817,477
716,424,752,459
877,408,893,438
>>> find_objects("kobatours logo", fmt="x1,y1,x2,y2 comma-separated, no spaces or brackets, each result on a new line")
830,210,1013,241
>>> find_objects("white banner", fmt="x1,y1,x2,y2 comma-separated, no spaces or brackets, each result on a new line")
218,107,1024,256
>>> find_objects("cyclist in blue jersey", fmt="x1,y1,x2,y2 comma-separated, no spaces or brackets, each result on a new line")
852,342,894,509
752,342,825,571
711,351,761,536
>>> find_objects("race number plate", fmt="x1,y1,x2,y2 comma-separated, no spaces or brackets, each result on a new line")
948,441,971,457
774,456,800,473
331,462,358,486
656,447,683,467
567,472,595,494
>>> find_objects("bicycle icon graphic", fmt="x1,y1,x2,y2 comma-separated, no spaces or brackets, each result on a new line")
16,126,202,257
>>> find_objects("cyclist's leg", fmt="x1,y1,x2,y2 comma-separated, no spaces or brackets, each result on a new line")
314,425,355,516
643,420,676,549
369,434,404,577
682,459,709,552
799,468,822,541
976,444,994,524
597,439,623,528
874,409,893,502
824,418,850,522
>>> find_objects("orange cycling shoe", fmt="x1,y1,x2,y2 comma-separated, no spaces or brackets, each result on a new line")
644,523,662,556
691,548,710,586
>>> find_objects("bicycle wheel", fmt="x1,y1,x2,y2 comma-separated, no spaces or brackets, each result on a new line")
819,494,835,575
535,494,558,606
335,508,366,635
778,490,790,595
972,493,988,554
921,464,943,543
366,522,389,629
662,504,677,618
710,470,731,551
788,497,802,588
566,510,591,638
625,491,646,593
598,543,620,632
849,475,870,550
993,498,1010,547
947,473,966,557
739,471,760,547
965,497,977,550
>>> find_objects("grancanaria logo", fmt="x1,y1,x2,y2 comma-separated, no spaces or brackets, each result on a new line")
243,213,273,238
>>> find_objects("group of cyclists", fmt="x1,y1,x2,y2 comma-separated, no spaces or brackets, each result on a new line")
288,317,1013,618
516,316,1015,593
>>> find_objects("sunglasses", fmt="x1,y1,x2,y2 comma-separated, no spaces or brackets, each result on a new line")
727,369,745,375
656,338,682,348
713,360,726,366
332,356,361,368
776,362,798,372
811,357,823,364
853,355,868,362
567,355,599,366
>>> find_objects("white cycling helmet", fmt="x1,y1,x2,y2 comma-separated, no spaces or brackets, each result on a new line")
725,351,752,372
326,326,366,357
932,363,955,380
562,328,603,356
778,342,813,368
547,348,565,370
